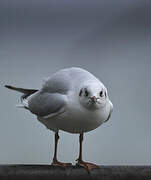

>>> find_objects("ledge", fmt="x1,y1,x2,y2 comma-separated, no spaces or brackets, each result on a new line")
0,165,151,180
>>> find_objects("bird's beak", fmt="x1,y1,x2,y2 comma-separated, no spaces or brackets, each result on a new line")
90,96,97,103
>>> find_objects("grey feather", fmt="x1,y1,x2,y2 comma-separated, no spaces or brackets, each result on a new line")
42,67,99,93
27,91,66,117
104,101,113,123
104,110,112,123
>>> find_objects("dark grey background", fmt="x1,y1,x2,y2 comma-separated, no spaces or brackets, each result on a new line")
1,0,151,165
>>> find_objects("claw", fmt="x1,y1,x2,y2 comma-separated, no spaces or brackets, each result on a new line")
51,160,72,167
76,160,100,171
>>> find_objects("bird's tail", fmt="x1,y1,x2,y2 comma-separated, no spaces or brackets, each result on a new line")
5,85,38,109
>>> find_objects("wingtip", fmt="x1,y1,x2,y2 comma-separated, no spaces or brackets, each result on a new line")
4,85,15,90
5,85,12,89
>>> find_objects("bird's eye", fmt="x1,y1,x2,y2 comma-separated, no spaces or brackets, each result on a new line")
100,91,103,97
85,90,89,97
79,89,82,96
105,91,107,97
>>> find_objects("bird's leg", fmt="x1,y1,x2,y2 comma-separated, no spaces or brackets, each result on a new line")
77,133,83,162
52,132,59,163
51,132,71,167
76,133,100,171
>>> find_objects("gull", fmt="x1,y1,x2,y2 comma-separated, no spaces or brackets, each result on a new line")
5,67,113,171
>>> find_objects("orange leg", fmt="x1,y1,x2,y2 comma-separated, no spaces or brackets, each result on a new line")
76,133,100,171
51,132,71,167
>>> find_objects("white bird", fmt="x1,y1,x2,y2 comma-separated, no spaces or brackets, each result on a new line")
5,67,113,171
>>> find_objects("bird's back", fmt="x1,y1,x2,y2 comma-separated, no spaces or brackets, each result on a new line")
42,67,100,93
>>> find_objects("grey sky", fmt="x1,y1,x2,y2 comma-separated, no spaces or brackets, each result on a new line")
0,0,151,165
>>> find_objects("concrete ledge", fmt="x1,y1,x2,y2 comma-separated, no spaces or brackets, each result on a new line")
0,165,151,180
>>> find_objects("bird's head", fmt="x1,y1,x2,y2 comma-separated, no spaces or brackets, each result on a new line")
78,82,108,111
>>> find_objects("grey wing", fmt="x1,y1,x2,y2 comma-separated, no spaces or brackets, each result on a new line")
104,100,113,123
27,91,66,118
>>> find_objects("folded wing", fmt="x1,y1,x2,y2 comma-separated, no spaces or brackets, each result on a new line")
27,91,66,118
